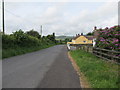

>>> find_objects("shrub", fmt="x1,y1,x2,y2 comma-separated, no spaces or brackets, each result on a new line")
96,25,120,51
2,35,16,49
26,29,40,38
2,30,58,58
2,29,57,50
11,30,41,47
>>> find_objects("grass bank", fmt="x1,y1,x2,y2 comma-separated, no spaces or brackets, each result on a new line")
70,49,119,88
2,44,55,59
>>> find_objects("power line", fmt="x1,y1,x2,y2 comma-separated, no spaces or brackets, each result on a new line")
5,9,34,25
0,2,41,34
0,5,35,26
5,9,22,18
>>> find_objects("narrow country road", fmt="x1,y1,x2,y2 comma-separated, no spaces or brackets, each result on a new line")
3,45,81,88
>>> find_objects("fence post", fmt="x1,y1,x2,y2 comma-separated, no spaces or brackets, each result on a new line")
87,46,89,52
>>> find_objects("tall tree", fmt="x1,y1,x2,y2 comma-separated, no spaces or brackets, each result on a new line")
26,29,39,38
86,32,94,36
47,32,56,43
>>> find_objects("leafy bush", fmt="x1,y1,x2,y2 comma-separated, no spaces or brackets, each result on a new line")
26,29,40,38
2,35,16,49
2,30,41,48
96,25,120,51
2,29,58,58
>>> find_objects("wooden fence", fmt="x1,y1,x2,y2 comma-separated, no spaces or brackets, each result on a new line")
93,48,120,63
75,45,120,63
72,44,120,63
75,44,93,53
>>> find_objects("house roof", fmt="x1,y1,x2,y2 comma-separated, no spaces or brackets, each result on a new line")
73,35,94,40
85,36,94,40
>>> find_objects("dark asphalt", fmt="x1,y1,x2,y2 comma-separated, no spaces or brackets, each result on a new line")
3,45,81,88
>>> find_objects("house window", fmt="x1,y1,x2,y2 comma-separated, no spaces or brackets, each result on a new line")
83,41,86,43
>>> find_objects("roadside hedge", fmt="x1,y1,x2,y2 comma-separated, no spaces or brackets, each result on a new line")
2,30,57,58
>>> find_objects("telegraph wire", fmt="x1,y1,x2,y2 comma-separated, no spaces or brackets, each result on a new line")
0,5,43,34
4,9,43,35
0,5,35,25
4,9,35,25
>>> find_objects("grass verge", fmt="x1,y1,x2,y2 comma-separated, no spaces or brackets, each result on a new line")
70,49,119,88
2,44,55,59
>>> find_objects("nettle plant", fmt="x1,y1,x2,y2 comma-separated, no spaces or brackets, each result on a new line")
96,25,120,51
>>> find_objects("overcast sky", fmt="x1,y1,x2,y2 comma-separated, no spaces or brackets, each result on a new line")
0,0,119,36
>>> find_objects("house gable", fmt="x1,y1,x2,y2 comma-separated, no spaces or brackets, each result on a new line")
73,35,93,44
75,36,88,44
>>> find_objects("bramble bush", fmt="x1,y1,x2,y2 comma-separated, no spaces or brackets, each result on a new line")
12,30,40,47
26,29,40,38
2,34,16,49
2,29,58,58
96,25,120,52
2,29,57,49
2,30,40,49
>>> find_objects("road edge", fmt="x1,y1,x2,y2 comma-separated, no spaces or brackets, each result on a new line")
67,51,91,88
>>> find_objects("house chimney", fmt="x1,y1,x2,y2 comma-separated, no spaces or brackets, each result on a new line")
94,26,97,31
94,26,100,39
105,27,108,29
81,33,83,35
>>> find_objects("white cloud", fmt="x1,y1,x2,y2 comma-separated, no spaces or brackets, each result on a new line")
4,0,119,2
62,2,118,35
2,1,118,36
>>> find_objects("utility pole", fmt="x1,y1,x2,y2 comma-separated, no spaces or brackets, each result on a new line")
40,25,42,37
2,0,5,34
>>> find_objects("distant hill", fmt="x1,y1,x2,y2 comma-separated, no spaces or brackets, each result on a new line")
55,36,73,40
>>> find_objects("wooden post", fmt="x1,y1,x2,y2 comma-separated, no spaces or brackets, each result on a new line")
88,46,89,52
2,0,5,34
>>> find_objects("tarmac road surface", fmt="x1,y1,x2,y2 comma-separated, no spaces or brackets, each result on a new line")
3,45,81,88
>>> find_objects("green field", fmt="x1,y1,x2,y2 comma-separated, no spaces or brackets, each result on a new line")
55,35,73,40
70,49,119,88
